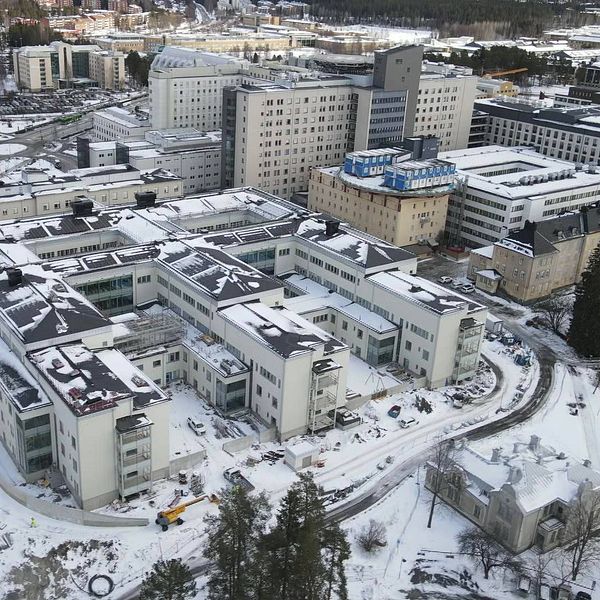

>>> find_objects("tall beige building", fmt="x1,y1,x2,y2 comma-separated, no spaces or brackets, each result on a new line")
309,148,454,248
221,45,424,200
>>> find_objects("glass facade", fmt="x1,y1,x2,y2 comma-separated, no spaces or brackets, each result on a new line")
16,414,53,474
72,51,90,78
366,335,395,366
237,248,276,274
215,379,246,413
76,275,133,316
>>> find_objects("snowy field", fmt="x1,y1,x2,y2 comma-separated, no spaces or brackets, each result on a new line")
0,143,26,156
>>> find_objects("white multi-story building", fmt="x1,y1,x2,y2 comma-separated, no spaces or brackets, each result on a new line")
473,98,600,164
0,163,181,221
88,49,125,90
441,145,600,247
0,187,487,508
78,129,222,195
148,48,251,131
12,42,125,91
93,106,152,141
415,63,478,152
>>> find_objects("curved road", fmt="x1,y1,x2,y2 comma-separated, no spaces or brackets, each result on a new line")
116,322,558,599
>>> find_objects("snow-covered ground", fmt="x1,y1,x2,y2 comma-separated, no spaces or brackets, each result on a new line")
0,143,26,156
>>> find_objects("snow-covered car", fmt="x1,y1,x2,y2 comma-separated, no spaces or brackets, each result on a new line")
187,417,206,435
387,405,401,418
451,279,463,288
437,276,452,284
460,284,475,294
399,417,417,429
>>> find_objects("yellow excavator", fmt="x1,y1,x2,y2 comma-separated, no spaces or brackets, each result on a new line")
155,494,219,531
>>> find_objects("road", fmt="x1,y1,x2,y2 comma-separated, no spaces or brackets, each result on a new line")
116,328,557,599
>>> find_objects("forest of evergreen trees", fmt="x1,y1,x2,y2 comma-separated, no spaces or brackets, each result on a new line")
308,0,592,39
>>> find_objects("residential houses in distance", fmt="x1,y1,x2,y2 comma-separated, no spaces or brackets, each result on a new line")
468,206,600,303
425,436,600,553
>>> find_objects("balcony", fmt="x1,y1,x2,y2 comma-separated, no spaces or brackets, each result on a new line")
120,452,151,469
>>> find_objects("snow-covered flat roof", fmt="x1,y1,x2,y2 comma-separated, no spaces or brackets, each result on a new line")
440,145,600,201
0,265,110,345
220,302,347,359
29,344,167,416
0,338,52,412
281,273,397,333
368,270,478,315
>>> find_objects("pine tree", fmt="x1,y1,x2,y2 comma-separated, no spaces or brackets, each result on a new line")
204,485,270,600
261,473,330,600
138,559,196,600
569,242,600,357
322,523,350,600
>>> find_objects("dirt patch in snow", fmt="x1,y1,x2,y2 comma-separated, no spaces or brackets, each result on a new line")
3,539,120,600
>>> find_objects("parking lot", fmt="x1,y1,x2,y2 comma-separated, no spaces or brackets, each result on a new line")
0,89,130,116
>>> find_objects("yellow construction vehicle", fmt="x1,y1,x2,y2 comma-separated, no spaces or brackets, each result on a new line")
155,494,219,531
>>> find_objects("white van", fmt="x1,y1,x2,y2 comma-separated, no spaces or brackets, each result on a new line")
399,417,417,429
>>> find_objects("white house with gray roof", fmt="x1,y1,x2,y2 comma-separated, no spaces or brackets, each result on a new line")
426,436,600,553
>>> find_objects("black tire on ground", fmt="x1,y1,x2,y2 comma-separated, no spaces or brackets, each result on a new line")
155,519,159,524
176,518,184,525
88,574,115,598
162,524,168,531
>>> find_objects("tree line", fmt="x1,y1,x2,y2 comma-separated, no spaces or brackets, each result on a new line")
307,0,590,39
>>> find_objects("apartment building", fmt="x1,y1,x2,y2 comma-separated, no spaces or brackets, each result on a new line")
441,145,600,247
308,147,454,247
414,64,478,152
77,129,222,195
473,98,600,164
426,437,600,553
221,45,424,199
148,49,251,131
0,163,181,220
93,106,152,141
12,42,125,91
88,49,125,90
468,207,600,303
475,78,519,98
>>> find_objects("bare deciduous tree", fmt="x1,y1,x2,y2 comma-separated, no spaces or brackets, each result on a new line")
457,527,521,579
427,437,456,528
533,297,572,335
565,487,600,580
356,520,386,553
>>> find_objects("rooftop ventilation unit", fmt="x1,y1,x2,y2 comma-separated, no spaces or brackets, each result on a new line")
6,267,22,287
135,191,157,208
72,199,93,217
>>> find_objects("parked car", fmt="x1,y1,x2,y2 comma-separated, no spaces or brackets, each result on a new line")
575,592,592,600
187,417,206,435
461,284,475,294
399,417,417,429
437,276,452,284
451,279,464,288
387,405,401,418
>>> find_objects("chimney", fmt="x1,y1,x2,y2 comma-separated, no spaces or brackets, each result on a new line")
6,267,22,287
491,447,502,463
508,466,523,484
529,435,541,452
325,220,340,237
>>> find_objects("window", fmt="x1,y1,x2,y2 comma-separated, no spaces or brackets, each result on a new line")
153,360,161,367
137,275,151,284
405,340,412,351
342,321,348,331
168,352,180,363
72,458,78,473
71,435,76,450
256,384,262,396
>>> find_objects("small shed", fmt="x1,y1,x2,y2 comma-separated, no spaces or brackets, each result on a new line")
285,441,320,471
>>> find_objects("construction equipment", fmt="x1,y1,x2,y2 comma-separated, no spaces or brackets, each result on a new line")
482,67,528,79
155,493,218,531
